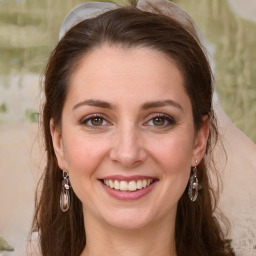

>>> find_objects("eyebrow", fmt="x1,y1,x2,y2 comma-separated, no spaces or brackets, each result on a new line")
72,99,183,112
73,99,116,111
141,100,183,112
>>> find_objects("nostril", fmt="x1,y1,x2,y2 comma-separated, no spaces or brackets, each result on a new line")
109,137,147,167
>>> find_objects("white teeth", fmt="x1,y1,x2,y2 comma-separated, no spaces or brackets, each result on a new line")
114,180,120,190
120,181,128,191
137,180,142,189
109,180,114,188
103,179,153,191
128,181,137,191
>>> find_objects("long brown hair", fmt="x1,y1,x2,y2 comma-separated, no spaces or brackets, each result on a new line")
32,2,234,256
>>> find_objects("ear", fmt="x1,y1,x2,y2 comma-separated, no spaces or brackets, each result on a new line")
191,115,209,166
50,118,68,170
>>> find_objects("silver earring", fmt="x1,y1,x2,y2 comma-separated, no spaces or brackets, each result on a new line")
188,162,199,202
60,170,70,212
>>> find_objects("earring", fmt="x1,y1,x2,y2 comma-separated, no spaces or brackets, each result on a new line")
188,161,199,202
60,170,70,212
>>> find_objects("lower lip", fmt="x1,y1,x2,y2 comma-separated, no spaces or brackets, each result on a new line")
101,181,156,201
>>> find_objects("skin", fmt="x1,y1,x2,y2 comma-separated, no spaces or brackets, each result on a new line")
51,45,209,256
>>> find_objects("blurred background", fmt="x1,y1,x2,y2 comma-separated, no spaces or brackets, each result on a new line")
0,0,255,255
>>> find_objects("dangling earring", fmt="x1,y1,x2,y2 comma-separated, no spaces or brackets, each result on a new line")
188,161,199,202
60,170,70,212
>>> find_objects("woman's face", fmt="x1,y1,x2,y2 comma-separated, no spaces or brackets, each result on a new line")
51,45,208,230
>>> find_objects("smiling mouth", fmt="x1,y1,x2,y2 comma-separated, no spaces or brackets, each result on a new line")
102,179,155,192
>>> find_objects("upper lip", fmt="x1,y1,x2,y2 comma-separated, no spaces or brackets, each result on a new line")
99,175,158,182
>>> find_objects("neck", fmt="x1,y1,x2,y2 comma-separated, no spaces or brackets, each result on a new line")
81,210,177,256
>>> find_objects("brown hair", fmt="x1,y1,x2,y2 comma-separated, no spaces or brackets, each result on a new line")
32,2,234,256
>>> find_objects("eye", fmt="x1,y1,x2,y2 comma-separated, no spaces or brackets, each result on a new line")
152,116,166,126
145,114,175,128
80,114,109,128
90,117,104,126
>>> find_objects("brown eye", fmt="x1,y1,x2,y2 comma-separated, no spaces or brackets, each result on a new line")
91,117,104,126
144,114,176,128
80,114,110,129
153,117,165,126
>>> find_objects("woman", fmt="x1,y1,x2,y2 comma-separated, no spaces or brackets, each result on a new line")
32,0,235,255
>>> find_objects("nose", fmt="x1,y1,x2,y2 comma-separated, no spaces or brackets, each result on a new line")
109,125,147,168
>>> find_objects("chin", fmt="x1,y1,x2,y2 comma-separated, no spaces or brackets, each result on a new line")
100,207,156,230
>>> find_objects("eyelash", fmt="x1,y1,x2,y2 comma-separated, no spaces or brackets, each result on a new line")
79,114,110,129
79,113,176,129
144,113,176,128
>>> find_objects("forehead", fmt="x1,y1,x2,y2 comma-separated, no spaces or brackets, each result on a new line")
67,45,190,109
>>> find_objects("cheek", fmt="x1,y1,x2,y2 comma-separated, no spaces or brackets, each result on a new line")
151,132,195,172
62,131,110,181
149,132,194,202
164,144,192,187
62,133,110,206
